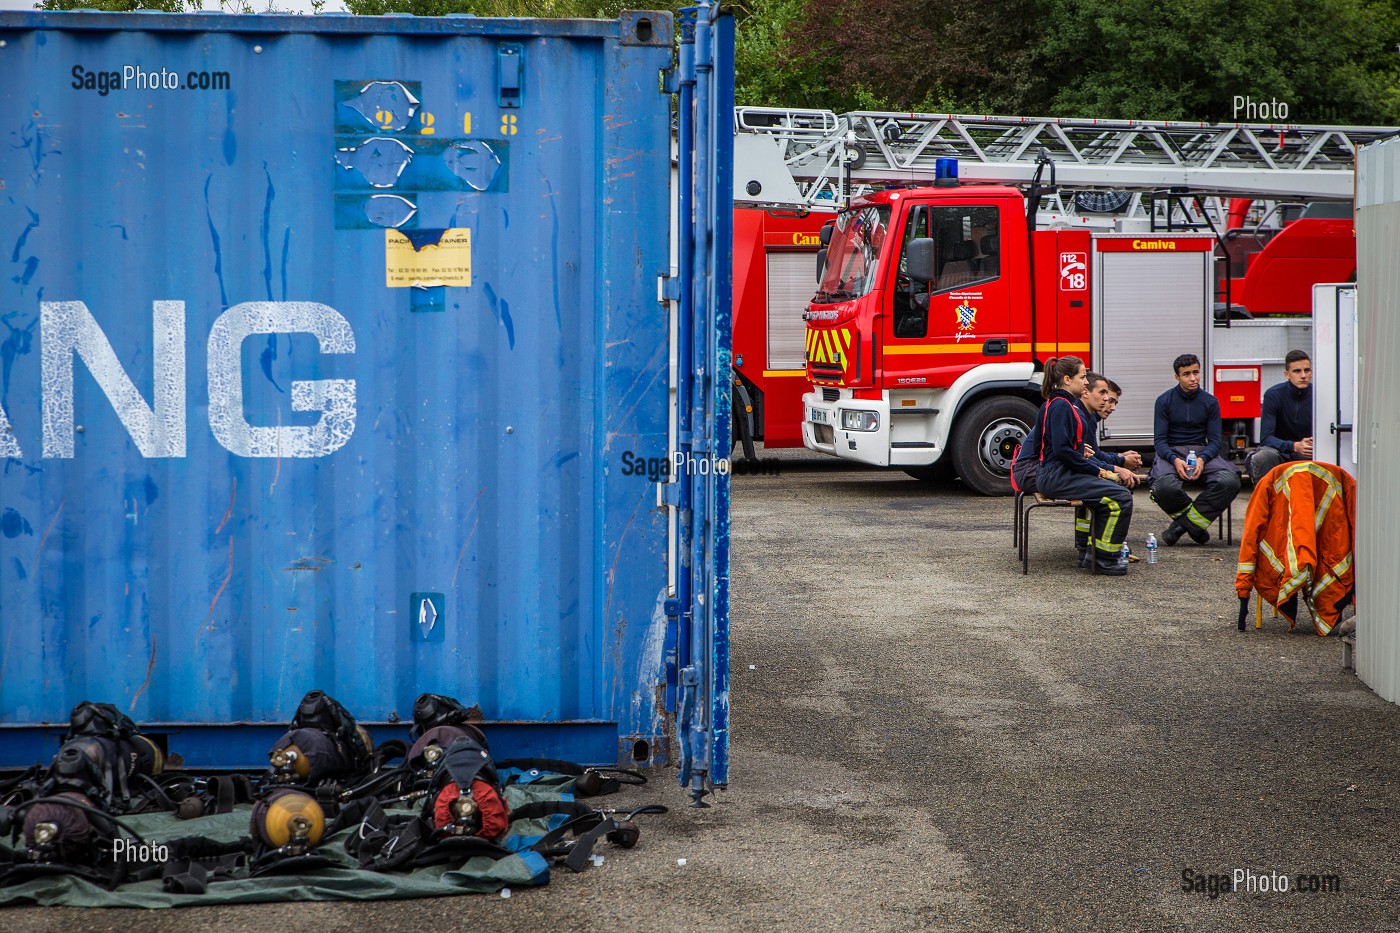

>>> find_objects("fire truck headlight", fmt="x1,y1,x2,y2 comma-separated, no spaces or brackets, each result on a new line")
840,410,879,432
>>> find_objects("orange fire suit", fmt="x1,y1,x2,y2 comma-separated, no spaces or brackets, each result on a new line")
1235,461,1355,636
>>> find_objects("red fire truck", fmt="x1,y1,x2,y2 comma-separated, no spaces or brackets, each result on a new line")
732,108,1392,493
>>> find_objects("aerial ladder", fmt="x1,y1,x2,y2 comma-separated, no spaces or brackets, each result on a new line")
734,107,1395,213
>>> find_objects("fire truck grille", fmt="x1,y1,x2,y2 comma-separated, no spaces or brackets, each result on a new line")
821,388,840,402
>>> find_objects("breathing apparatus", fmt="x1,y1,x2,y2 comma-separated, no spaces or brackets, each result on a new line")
47,702,166,812
267,691,374,786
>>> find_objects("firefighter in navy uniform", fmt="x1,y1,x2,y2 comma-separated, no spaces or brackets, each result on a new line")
1072,374,1142,565
1035,356,1134,575
1244,350,1314,482
1150,353,1241,544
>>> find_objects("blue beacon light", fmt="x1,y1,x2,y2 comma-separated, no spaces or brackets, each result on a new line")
934,157,959,187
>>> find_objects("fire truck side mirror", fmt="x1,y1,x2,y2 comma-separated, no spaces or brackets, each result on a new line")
818,222,833,246
815,248,828,283
906,238,936,283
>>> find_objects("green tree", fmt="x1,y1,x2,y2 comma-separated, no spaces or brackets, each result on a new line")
742,0,1399,123
760,0,1055,113
1038,0,1400,124
733,0,833,107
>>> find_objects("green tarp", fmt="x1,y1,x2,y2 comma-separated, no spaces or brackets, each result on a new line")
0,778,573,908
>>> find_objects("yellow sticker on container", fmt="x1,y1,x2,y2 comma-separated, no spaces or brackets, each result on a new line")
385,228,472,288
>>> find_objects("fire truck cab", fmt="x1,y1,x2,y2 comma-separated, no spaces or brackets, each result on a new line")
803,185,1085,494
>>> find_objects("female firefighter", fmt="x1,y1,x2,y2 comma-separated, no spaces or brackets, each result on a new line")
1035,356,1134,575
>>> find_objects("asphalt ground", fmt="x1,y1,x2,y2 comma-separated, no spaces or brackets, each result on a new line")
7,445,1398,932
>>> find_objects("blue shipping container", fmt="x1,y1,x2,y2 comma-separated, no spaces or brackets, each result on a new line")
0,10,701,770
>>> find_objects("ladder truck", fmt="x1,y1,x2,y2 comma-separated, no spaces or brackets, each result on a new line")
732,108,1394,494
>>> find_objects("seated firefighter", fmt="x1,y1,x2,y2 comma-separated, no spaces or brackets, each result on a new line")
1245,350,1313,482
1014,372,1141,566
1012,372,1139,495
1033,356,1134,575
1150,354,1241,545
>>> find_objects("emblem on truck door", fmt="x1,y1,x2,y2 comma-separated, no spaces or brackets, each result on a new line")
1059,252,1087,290
954,303,978,340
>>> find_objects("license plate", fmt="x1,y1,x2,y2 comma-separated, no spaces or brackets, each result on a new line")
809,408,828,424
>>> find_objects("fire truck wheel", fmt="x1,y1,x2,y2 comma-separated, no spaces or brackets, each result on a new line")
950,395,1037,496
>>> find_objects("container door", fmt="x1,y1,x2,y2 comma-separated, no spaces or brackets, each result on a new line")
0,12,677,768
669,3,732,804
1312,284,1357,466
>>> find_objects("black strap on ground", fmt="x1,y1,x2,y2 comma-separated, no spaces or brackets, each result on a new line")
161,858,209,894
496,759,647,796
0,859,125,891
360,817,428,872
249,850,334,877
411,833,515,868
338,766,413,804
129,772,194,814
139,834,250,892
508,799,597,823
328,795,382,837
0,765,43,800
559,817,620,872
372,740,409,770
203,775,255,814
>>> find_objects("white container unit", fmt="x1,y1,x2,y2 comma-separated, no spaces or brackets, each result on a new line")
1354,136,1400,702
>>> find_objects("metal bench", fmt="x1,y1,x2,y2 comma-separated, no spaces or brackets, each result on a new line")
1018,492,1093,575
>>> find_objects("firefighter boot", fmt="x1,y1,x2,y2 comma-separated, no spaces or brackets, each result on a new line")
1093,554,1128,576
1161,519,1188,547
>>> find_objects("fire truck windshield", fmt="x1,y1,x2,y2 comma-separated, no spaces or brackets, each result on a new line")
816,205,889,302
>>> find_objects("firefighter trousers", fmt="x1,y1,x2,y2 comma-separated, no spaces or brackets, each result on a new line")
1149,451,1241,530
1038,463,1134,556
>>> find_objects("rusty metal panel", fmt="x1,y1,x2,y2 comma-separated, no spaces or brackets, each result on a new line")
0,11,676,767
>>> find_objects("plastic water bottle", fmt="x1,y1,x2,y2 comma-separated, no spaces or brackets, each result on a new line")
1146,533,1158,564
1185,450,1198,474
1117,543,1130,570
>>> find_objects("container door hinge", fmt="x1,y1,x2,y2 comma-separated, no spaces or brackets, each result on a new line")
661,68,678,94
497,43,523,109
658,273,680,303
660,479,681,508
